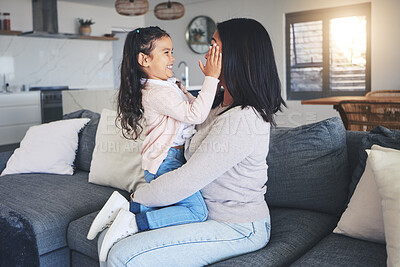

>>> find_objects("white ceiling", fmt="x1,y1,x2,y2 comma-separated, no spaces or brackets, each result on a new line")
59,0,215,9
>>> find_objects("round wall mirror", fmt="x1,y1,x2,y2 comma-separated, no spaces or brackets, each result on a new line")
185,16,216,54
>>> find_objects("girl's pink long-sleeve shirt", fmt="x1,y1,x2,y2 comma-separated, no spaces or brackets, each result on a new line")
141,76,219,174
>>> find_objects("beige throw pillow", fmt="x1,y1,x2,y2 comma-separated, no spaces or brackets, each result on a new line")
333,146,386,244
89,109,145,193
368,145,400,267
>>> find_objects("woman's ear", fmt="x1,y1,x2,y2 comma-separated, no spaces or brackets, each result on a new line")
138,52,150,67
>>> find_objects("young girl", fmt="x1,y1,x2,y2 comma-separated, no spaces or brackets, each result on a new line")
87,26,221,261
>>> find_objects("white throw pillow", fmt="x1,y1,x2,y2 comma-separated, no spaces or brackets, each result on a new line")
88,109,145,193
333,145,393,244
1,118,90,176
368,145,400,267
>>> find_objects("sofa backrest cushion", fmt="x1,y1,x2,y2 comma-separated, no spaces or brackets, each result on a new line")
266,117,349,216
63,110,100,172
345,131,368,178
347,126,400,201
0,151,13,174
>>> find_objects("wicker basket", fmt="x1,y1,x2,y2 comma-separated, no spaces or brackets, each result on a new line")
115,0,149,16
366,90,400,97
336,100,400,131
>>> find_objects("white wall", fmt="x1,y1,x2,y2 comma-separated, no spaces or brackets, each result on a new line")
0,0,32,32
371,0,400,91
57,1,144,36
0,0,146,146
0,35,115,90
0,0,144,90
145,0,400,126
0,0,145,35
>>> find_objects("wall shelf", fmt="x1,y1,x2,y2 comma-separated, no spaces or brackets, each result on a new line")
75,35,118,41
0,30,118,41
0,30,23,35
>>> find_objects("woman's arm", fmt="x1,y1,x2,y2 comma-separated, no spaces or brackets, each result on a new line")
132,109,260,207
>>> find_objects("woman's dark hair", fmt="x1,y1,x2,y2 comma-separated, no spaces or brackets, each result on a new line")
214,18,286,126
117,26,169,139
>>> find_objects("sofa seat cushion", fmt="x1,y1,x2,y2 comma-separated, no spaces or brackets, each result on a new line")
292,233,387,267
68,211,99,261
69,209,339,267
0,171,129,257
71,251,99,267
70,208,338,266
206,208,337,267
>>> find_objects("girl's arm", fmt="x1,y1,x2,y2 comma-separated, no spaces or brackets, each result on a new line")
176,81,196,104
146,44,221,124
146,76,218,124
132,109,266,207
185,91,196,104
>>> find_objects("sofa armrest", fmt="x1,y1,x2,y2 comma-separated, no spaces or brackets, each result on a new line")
0,151,13,173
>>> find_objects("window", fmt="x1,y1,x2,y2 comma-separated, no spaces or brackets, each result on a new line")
286,3,371,100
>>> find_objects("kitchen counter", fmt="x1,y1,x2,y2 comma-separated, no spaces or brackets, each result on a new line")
62,89,118,114
62,85,204,114
0,90,39,96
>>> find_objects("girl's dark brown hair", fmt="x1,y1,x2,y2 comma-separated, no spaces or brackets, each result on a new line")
116,26,169,139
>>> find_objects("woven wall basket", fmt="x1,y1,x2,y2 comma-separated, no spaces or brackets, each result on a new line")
115,0,149,16
154,1,185,20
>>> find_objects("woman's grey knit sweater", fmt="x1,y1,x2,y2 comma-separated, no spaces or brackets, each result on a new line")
133,105,271,223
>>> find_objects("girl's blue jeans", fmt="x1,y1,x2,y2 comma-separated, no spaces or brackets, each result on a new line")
129,147,208,232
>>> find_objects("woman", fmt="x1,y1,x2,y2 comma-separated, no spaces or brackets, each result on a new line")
99,18,286,266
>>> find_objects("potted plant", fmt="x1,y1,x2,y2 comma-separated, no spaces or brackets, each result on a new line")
77,18,95,36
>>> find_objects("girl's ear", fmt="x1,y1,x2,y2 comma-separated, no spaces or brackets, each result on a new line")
138,52,150,67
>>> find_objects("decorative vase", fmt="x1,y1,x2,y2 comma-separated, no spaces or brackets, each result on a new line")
79,25,92,36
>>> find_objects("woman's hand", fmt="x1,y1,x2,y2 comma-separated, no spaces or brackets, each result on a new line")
199,44,222,79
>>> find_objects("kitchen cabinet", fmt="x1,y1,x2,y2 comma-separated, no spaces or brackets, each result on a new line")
0,92,41,146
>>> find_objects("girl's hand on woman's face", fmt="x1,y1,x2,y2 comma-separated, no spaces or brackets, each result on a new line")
198,43,222,79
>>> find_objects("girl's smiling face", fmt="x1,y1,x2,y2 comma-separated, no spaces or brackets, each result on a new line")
141,36,175,80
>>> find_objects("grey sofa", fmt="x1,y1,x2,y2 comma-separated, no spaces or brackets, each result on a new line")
0,109,391,267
